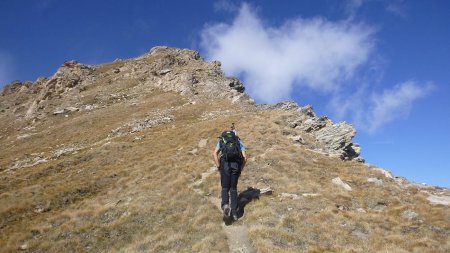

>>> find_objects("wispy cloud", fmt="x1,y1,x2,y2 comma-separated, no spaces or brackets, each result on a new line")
344,0,408,18
213,0,238,12
330,81,434,133
365,81,434,133
385,0,408,18
201,3,375,103
344,0,367,17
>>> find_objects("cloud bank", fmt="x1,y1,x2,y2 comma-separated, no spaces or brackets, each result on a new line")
199,3,432,133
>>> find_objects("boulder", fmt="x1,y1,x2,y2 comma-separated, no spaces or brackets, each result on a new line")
402,210,418,220
228,77,245,93
372,167,394,179
53,107,79,115
301,116,332,132
426,194,450,205
272,101,300,112
367,177,383,186
315,122,359,160
188,148,198,155
280,192,301,200
289,135,305,144
332,177,352,191
65,107,79,112
351,228,369,240
159,68,172,75
198,139,208,148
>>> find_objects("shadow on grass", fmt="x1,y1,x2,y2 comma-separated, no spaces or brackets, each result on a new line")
223,187,264,225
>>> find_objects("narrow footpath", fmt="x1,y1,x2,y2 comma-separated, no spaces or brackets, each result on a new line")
189,166,255,253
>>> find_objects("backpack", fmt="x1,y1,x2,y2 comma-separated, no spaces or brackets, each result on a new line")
219,131,242,162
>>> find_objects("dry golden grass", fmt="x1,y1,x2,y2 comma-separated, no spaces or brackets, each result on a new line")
1,57,449,252
0,83,233,252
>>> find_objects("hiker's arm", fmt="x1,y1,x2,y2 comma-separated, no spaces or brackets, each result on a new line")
213,149,220,169
241,150,247,170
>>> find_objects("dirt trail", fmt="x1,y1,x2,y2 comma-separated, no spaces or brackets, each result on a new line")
189,166,255,253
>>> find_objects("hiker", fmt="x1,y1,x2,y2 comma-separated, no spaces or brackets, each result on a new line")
213,126,247,221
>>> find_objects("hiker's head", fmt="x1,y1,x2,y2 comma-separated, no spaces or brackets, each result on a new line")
230,123,238,135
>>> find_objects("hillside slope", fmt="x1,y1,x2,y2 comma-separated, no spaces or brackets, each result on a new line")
1,47,449,252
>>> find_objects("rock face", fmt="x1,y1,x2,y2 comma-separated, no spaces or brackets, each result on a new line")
270,101,363,161
315,122,361,160
1,80,36,96
25,61,94,119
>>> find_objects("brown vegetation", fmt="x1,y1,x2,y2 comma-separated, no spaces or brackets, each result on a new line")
0,47,448,252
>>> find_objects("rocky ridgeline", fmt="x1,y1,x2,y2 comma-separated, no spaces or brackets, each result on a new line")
91,46,248,103
268,101,363,162
1,46,362,161
24,60,94,119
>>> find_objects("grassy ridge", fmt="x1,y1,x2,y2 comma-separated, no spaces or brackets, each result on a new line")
0,48,448,252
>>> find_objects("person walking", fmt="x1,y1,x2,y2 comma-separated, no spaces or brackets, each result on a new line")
213,125,247,220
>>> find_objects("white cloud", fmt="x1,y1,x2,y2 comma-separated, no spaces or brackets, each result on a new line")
200,3,433,133
330,81,434,133
200,3,375,103
365,81,434,133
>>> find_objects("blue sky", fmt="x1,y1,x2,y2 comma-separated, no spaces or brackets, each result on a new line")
1,0,449,187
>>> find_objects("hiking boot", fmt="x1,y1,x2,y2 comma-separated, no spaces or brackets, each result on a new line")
222,204,231,217
231,209,239,221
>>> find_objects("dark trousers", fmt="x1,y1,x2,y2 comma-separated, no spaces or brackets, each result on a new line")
220,160,241,214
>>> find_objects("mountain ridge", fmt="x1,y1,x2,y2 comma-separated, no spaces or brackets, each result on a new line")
0,46,449,252
2,46,362,163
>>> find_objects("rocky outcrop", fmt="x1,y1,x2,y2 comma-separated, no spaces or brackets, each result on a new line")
39,60,93,99
25,61,94,119
142,47,247,100
1,47,252,123
1,77,47,96
315,122,361,160
1,80,33,96
271,101,363,161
